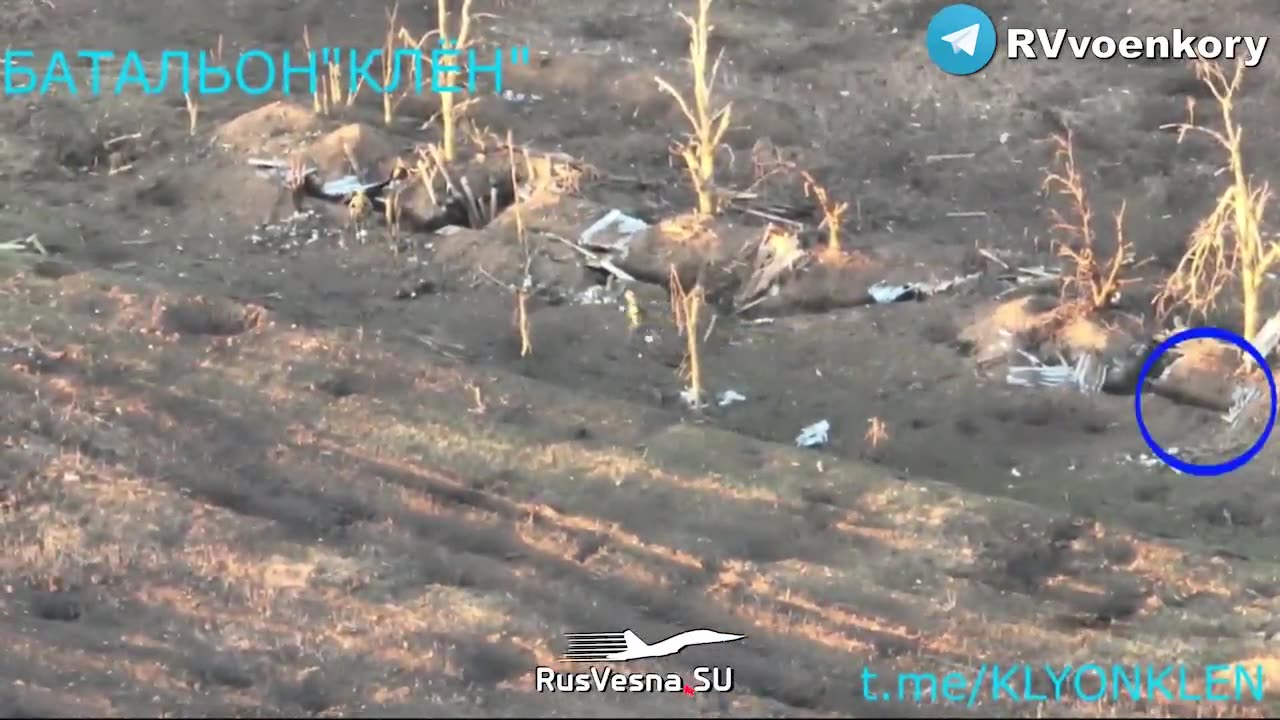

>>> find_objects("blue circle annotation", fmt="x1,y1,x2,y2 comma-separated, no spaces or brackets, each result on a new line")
926,4,998,76
1134,327,1277,476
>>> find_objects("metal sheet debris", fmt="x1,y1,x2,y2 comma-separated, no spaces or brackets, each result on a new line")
247,158,402,201
1223,384,1263,425
574,285,616,305
548,232,637,285
580,209,648,254
995,265,1061,298
717,390,747,407
318,175,388,197
795,420,830,448
868,272,980,304
0,234,46,255
548,209,649,289
1006,340,1269,426
249,157,299,172
679,388,705,409
736,228,809,311
1250,308,1280,359
1006,350,1107,394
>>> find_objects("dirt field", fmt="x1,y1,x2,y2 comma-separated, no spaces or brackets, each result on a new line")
4,0,1280,716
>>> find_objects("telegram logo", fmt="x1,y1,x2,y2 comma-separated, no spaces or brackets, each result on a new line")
926,4,997,75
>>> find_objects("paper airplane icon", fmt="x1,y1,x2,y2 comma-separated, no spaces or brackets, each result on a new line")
940,23,980,56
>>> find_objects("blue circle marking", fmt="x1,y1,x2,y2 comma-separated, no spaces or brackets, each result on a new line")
1134,327,1277,476
926,4,998,76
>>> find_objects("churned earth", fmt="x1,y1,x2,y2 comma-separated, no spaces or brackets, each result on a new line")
2,0,1280,716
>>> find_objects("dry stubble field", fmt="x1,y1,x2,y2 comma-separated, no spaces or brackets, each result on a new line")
3,0,1280,716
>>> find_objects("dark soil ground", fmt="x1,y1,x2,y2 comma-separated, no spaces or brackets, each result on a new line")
3,0,1280,716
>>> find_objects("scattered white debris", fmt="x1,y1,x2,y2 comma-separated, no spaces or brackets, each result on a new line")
795,420,830,448
1123,449,1185,474
500,89,543,103
717,390,747,407
867,272,980,304
249,208,344,254
679,388,705,409
574,285,616,305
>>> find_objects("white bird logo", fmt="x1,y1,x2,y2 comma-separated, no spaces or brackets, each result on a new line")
559,628,746,662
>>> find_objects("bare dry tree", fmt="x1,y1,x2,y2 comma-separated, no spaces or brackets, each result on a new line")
384,159,408,257
1155,59,1275,341
434,0,487,162
798,169,850,262
669,264,688,335
183,92,198,135
379,3,401,126
1042,131,1143,314
508,129,533,357
669,266,706,409
655,0,733,216
303,25,364,115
